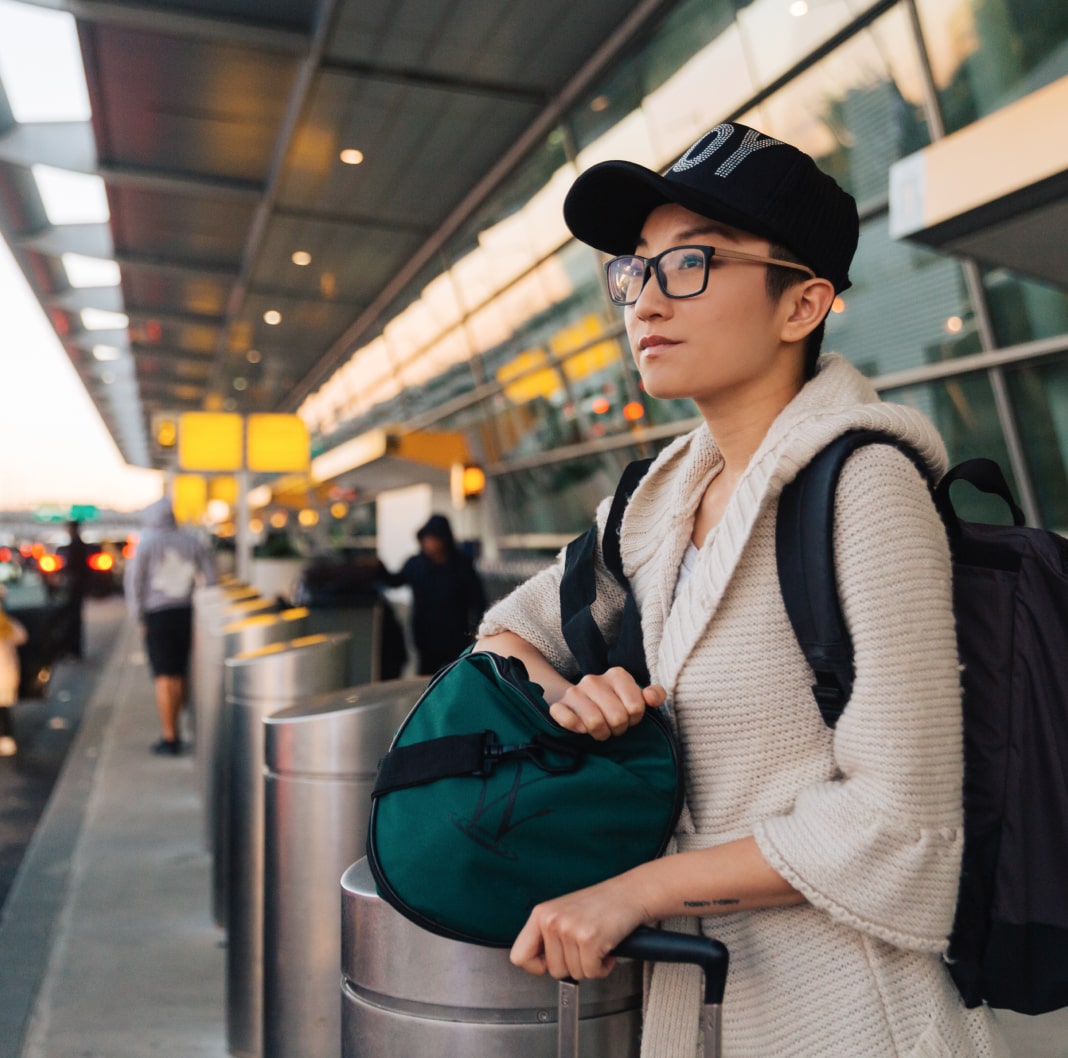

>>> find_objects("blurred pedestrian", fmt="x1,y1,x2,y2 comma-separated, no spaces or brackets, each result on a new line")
378,514,486,675
64,519,89,659
125,498,217,755
0,584,28,757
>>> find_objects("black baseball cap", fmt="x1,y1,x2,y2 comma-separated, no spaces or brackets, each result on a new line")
563,122,859,293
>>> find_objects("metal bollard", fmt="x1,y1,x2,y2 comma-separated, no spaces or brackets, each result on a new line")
262,678,428,1058
225,633,351,1058
195,593,277,847
211,607,311,929
340,859,642,1057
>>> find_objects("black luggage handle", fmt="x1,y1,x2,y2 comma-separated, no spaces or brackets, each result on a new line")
613,926,729,1005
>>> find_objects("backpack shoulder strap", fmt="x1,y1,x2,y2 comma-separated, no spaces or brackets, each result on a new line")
560,458,653,683
776,429,931,727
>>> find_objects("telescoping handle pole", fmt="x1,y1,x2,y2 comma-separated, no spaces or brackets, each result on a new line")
614,927,730,1058
556,927,730,1058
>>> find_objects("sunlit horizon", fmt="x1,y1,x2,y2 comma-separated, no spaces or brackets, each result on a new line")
0,234,163,512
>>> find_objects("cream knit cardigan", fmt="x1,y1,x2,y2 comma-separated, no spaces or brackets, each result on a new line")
480,355,1007,1057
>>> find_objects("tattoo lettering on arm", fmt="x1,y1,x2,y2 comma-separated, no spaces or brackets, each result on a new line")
684,898,741,908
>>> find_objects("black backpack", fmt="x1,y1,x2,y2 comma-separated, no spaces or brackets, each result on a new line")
776,429,1068,1015
604,431,1068,1015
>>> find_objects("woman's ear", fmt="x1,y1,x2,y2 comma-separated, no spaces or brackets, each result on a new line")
779,278,835,343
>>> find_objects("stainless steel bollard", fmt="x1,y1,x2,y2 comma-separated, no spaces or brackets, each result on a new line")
211,607,311,929
225,633,351,1058
341,859,642,1057
263,678,427,1058
192,584,258,735
196,594,277,846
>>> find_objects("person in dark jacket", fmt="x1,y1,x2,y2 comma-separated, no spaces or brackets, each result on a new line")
379,514,487,675
64,520,89,659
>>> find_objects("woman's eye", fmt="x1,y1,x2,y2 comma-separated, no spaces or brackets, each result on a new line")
677,252,705,270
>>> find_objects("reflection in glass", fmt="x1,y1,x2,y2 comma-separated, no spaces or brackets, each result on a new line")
883,373,1017,525
735,0,879,91
981,268,1068,347
916,0,1068,133
1006,353,1068,532
745,6,930,203
824,214,978,378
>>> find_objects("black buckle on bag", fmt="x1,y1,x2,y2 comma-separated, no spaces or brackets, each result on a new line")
479,731,583,776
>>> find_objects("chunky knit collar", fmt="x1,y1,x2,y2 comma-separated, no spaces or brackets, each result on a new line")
616,353,948,700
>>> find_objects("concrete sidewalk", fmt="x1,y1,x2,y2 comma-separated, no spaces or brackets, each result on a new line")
0,609,1065,1058
0,613,227,1058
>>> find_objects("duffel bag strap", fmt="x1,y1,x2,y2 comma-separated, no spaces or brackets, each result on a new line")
372,730,583,797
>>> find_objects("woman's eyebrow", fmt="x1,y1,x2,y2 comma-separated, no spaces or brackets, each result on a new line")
635,222,741,251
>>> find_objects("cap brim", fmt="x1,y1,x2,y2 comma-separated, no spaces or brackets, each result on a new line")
563,160,780,256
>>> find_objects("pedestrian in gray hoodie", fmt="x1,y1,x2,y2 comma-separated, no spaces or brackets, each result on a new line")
125,498,217,754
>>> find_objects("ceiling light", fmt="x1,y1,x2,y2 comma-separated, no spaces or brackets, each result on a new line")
789,0,809,14
590,95,610,113
92,345,121,361
264,309,282,325
339,148,365,165
32,165,109,225
100,371,114,384
80,307,129,331
0,4,90,123
945,315,964,334
291,250,312,266
62,253,121,288
831,296,846,314
246,349,262,364
233,377,248,390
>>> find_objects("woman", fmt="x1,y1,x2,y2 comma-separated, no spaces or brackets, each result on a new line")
474,123,1006,1056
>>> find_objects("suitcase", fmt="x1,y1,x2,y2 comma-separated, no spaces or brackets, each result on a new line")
556,926,729,1057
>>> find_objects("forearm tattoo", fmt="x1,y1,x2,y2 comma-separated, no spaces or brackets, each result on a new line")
684,898,740,908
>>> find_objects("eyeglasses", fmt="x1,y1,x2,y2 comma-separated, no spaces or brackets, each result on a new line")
603,244,816,306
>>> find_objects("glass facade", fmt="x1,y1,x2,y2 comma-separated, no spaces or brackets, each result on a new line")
301,0,1068,543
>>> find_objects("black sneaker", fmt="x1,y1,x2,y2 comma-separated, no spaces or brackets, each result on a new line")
151,738,182,756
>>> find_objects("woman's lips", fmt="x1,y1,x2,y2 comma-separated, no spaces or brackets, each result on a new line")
638,335,676,354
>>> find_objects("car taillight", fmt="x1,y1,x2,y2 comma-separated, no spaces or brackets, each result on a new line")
39,553,64,573
88,553,114,572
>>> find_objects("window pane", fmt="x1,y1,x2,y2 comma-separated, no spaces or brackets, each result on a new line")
916,0,1068,133
1006,352,1068,532
981,268,1068,346
735,0,882,90
883,372,1018,524
743,6,932,203
825,213,980,377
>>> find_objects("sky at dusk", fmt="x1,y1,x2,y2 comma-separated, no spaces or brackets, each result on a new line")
0,235,163,511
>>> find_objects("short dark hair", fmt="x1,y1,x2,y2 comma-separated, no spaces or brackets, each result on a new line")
765,244,824,380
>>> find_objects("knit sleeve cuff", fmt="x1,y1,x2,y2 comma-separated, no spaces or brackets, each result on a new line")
752,794,962,953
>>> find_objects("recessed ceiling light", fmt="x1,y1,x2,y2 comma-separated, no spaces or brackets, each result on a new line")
264,310,282,325
246,348,262,364
291,250,312,266
92,344,121,361
339,148,365,165
233,377,248,390
81,307,129,331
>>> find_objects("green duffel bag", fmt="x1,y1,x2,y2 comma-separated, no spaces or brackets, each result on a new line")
366,648,683,947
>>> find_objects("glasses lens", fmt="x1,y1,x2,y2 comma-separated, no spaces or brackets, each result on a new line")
658,247,708,298
606,257,646,304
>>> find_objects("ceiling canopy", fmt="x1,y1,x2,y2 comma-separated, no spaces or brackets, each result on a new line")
0,0,669,469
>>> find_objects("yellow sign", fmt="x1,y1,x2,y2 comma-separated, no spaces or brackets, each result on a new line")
178,413,243,471
246,414,310,473
172,475,208,523
208,476,238,503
